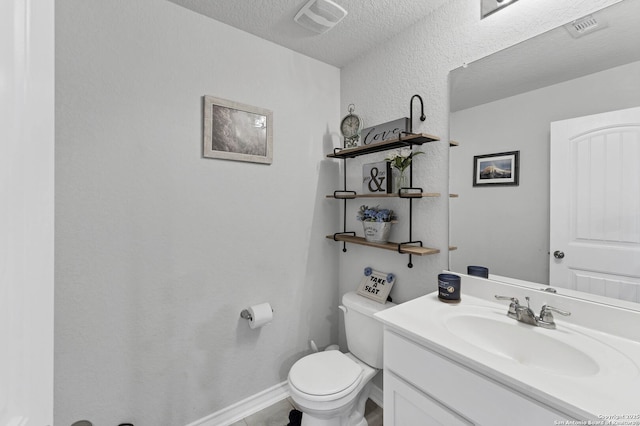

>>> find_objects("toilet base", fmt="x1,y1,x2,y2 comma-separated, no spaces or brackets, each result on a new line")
298,381,372,426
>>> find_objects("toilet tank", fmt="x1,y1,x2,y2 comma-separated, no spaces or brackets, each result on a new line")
342,291,396,368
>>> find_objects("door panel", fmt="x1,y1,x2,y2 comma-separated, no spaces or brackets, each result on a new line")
550,107,640,303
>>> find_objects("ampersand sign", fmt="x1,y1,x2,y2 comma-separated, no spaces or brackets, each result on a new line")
367,167,385,192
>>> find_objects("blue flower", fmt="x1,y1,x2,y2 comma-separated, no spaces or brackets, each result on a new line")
357,205,396,222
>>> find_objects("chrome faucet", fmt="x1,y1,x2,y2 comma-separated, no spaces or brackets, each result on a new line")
495,295,570,329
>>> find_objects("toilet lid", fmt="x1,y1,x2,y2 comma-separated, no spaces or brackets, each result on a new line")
289,351,363,397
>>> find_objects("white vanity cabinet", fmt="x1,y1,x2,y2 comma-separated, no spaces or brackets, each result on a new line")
383,330,573,426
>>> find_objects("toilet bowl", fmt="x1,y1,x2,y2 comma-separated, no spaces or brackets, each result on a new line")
287,292,395,426
289,351,376,426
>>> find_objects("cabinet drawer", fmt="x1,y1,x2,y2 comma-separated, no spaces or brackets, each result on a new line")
384,329,572,425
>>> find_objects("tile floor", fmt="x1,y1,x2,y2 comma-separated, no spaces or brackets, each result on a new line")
230,397,383,426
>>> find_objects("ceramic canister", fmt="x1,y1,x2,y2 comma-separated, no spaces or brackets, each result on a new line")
467,265,489,278
438,273,461,303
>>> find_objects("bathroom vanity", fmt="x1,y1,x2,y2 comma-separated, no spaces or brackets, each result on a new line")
375,275,640,425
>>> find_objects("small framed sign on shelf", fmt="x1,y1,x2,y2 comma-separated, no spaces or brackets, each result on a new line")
362,161,392,194
357,267,396,304
361,118,409,146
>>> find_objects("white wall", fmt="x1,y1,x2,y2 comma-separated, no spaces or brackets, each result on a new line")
55,0,341,424
338,0,620,302
1,1,55,425
450,60,640,283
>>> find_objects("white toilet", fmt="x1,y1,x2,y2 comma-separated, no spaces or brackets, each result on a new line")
287,291,395,426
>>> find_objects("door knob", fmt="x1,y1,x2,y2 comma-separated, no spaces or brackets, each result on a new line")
553,250,565,259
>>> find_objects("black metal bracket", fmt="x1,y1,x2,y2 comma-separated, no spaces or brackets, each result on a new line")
398,186,423,197
398,240,424,251
334,190,356,199
398,240,424,268
334,231,356,252
333,231,356,241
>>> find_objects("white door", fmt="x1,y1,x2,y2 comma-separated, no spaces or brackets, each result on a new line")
550,107,640,303
0,1,55,425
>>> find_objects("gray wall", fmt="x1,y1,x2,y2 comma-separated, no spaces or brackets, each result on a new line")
450,61,640,283
55,0,340,424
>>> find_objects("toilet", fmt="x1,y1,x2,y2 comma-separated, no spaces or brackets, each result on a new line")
287,291,395,426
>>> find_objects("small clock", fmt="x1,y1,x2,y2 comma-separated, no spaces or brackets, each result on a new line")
340,104,363,148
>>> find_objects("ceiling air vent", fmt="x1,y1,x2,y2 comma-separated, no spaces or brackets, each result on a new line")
564,14,607,38
294,0,347,34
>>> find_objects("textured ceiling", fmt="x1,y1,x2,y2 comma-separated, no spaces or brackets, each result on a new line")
168,0,451,68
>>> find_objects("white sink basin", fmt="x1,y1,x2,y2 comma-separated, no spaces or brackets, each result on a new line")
441,305,637,378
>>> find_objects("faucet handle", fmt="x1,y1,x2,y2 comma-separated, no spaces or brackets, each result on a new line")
495,295,519,303
539,305,571,323
494,295,519,317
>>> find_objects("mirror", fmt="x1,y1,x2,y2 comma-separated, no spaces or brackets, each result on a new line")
449,0,640,307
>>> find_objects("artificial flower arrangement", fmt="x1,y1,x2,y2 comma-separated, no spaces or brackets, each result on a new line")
385,148,423,172
357,205,397,222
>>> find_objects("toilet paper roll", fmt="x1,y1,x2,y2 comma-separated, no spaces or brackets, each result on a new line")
248,302,273,329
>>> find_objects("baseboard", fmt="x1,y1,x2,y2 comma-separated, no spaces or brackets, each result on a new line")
185,381,290,426
369,383,384,409
185,380,384,426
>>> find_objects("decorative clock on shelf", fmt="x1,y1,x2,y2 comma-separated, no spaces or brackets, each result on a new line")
340,104,363,148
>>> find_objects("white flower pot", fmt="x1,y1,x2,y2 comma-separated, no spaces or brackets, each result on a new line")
362,221,393,243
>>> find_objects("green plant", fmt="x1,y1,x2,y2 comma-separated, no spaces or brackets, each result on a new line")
385,148,423,172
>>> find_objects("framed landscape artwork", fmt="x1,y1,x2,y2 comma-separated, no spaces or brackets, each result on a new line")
203,95,273,164
473,151,520,186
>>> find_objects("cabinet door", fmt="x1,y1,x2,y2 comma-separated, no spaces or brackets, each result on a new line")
384,370,472,426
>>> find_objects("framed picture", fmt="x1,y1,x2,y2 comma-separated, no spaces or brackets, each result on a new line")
356,267,396,304
473,151,519,186
362,161,392,194
203,95,273,164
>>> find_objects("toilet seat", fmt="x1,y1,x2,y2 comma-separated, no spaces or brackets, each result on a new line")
288,351,363,400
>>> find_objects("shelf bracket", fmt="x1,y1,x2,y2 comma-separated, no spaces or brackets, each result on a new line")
334,190,356,199
398,240,423,268
398,186,423,198
333,231,356,252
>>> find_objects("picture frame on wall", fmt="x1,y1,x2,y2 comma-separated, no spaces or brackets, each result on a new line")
203,95,273,164
473,151,519,186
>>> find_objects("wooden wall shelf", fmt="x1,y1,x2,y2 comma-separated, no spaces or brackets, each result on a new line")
327,133,439,159
326,130,442,267
327,192,441,199
326,234,440,256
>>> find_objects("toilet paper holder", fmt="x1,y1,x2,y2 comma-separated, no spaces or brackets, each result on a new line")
240,306,274,321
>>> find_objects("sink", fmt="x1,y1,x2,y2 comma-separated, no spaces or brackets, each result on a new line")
441,306,637,378
375,285,640,418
